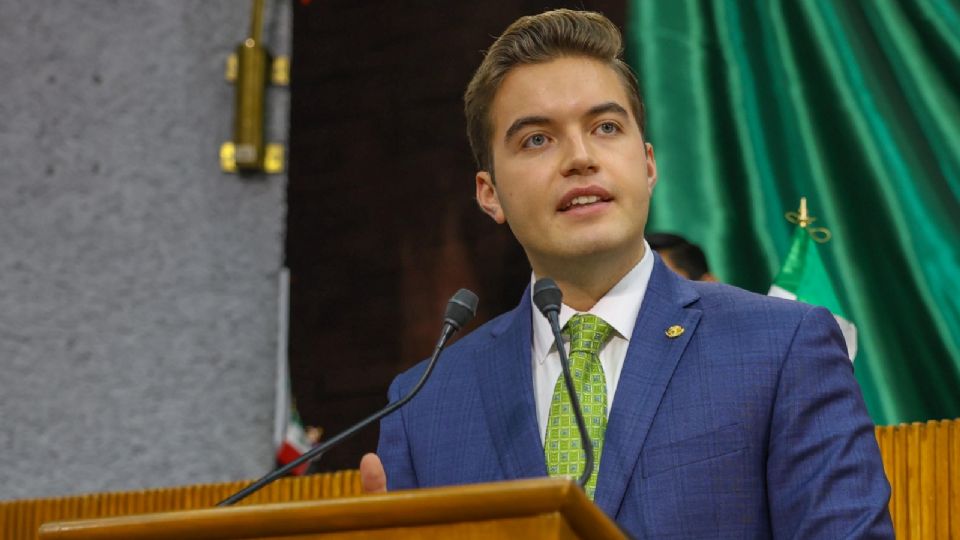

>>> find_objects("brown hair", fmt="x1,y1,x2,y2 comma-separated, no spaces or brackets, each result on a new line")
464,9,646,172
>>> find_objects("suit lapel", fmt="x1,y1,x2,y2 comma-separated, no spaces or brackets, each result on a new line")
475,289,548,480
594,258,702,517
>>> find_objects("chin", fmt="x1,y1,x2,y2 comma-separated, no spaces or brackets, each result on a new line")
559,237,625,258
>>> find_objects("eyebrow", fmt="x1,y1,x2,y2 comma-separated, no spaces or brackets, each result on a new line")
587,101,629,118
504,115,551,143
502,102,630,143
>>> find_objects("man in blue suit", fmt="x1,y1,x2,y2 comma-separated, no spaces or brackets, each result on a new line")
361,9,893,538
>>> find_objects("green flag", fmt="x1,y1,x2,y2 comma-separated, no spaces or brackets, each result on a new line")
768,201,857,360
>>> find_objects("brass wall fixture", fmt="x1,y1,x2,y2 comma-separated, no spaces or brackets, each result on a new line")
221,0,289,174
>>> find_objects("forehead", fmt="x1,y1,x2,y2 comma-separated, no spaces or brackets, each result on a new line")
489,56,633,134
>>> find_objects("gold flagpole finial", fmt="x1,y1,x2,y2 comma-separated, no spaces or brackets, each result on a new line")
785,197,832,243
787,197,813,228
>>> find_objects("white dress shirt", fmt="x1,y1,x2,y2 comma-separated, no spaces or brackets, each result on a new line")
531,242,655,443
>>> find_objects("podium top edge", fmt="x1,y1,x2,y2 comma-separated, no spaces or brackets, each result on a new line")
40,477,627,540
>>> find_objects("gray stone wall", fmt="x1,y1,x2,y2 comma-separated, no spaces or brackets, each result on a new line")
0,1,288,499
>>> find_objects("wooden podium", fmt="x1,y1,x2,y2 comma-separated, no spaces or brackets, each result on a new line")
37,478,627,540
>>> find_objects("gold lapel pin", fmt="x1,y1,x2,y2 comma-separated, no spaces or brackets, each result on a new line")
665,325,685,338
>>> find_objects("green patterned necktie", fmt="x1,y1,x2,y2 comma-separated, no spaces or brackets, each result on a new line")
544,313,614,500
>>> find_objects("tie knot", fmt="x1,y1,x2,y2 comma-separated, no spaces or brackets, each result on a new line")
563,314,614,355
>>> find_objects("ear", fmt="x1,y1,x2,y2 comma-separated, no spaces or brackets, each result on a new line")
645,142,658,193
475,171,505,224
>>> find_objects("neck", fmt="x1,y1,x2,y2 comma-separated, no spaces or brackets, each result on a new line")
532,244,646,312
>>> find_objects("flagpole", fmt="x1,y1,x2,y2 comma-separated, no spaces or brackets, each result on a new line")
273,268,290,452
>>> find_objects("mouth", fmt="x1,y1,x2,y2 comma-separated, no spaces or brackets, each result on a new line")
560,194,607,210
557,188,613,212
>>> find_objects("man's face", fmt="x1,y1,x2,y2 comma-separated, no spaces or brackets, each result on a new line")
475,56,657,274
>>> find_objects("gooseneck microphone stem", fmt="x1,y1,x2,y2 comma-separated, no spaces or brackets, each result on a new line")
217,289,478,507
533,278,594,492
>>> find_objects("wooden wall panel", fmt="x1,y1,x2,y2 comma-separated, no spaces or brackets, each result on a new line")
1,471,360,540
874,419,960,538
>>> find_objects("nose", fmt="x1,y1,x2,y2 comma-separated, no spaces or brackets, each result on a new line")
560,134,598,177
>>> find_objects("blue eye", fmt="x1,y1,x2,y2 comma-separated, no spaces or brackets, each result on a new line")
597,122,619,135
523,134,547,148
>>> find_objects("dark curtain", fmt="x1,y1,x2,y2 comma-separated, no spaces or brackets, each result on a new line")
288,0,626,472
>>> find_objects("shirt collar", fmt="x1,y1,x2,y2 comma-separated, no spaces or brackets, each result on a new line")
530,240,655,361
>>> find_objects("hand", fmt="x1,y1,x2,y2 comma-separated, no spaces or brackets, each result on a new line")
359,452,387,493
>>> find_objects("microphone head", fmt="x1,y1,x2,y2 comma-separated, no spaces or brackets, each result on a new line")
532,278,563,316
444,289,479,330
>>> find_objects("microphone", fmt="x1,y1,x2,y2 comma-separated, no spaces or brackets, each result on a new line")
217,288,479,506
532,278,594,491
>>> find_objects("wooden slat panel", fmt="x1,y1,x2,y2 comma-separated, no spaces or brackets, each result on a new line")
951,420,960,540
893,423,909,537
12,502,25,540
934,420,951,539
920,421,935,538
907,422,921,539
0,470,361,540
1,502,8,538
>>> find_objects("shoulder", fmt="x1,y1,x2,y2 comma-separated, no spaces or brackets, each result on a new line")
691,280,801,312
691,280,828,324
648,253,822,331
685,280,842,357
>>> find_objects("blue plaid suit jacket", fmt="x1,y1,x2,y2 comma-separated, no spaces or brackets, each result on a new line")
378,256,893,538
